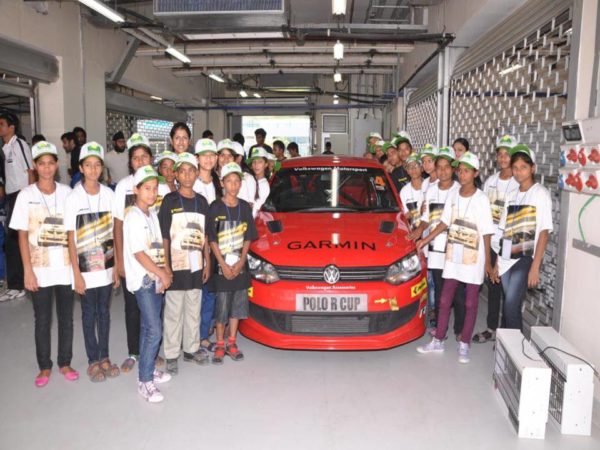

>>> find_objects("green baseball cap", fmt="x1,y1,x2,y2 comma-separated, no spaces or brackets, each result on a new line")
405,152,422,166
419,143,438,158
175,152,198,170
79,141,104,162
133,164,160,186
382,142,396,154
32,141,58,160
391,131,411,147
155,150,178,165
436,146,456,162
452,151,480,170
509,143,536,163
495,134,518,150
127,133,151,151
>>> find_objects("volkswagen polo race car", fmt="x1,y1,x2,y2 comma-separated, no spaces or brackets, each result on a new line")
239,155,428,350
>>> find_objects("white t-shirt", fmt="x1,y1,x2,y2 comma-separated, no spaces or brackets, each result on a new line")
498,183,553,275
483,172,519,253
422,177,437,195
400,181,425,231
252,177,270,218
113,174,135,221
193,177,217,205
238,172,257,204
2,135,33,194
156,182,173,211
64,183,116,289
421,181,460,270
440,188,495,285
123,206,165,293
9,183,72,287
104,150,129,184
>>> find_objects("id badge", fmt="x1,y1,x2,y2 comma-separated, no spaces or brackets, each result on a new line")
189,250,201,273
433,233,447,253
452,243,464,264
155,277,164,294
501,238,512,260
48,246,65,268
225,253,240,266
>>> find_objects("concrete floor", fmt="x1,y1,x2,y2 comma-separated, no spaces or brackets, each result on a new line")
1,290,599,450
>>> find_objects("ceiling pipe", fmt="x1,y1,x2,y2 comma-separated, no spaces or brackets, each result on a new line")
172,67,394,76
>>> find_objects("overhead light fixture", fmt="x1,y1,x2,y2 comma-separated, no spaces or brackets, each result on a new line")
240,90,248,98
150,95,163,101
333,72,342,83
499,63,523,76
333,99,339,105
332,0,347,16
253,93,262,98
78,0,125,23
333,94,339,99
166,46,191,64
333,41,344,60
208,73,225,83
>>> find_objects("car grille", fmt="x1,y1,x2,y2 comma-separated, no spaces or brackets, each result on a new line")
249,301,419,336
275,266,388,282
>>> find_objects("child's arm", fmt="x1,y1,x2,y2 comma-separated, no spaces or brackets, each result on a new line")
202,241,211,284
483,234,498,282
416,222,448,250
209,241,236,280
407,220,428,241
162,238,173,278
114,218,125,278
134,251,172,291
528,230,549,288
231,240,251,278
67,231,86,295
18,230,38,292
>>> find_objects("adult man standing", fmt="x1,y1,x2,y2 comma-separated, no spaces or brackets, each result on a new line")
250,128,273,154
0,112,34,301
323,141,334,155
104,131,129,186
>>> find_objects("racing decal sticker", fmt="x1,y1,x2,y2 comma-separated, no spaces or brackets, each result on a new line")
248,287,253,298
287,240,376,250
410,277,427,298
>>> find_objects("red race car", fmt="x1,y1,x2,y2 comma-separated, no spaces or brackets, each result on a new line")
240,155,428,350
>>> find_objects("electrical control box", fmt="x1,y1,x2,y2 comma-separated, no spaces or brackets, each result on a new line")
559,118,600,195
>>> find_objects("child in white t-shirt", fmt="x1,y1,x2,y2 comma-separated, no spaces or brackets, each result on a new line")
246,147,274,218
124,165,173,403
416,152,495,363
10,141,78,387
399,153,424,231
65,142,120,382
495,145,553,330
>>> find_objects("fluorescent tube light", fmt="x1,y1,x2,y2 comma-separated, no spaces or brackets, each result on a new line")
209,73,225,83
240,90,248,98
333,72,342,83
332,0,347,16
334,41,344,60
166,46,191,64
78,0,125,23
499,64,522,76
253,93,262,98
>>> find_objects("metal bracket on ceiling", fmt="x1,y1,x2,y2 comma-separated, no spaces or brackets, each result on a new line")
106,37,141,85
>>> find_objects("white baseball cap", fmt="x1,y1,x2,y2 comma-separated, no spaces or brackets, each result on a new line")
217,139,236,154
32,141,58,160
509,144,536,164
220,162,243,180
155,150,178,165
194,138,217,155
133,165,160,186
231,141,245,157
368,132,383,140
495,134,518,150
175,152,198,170
452,151,480,170
246,146,275,164
127,133,151,151
79,141,105,162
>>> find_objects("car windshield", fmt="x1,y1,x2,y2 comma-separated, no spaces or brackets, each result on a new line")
262,166,400,213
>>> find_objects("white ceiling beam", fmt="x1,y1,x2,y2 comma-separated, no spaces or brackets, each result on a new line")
172,68,394,77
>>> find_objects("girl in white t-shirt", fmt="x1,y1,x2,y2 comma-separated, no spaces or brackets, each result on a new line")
246,147,273,218
65,142,120,382
495,145,552,330
124,165,173,403
10,141,78,387
416,152,495,363
399,153,424,231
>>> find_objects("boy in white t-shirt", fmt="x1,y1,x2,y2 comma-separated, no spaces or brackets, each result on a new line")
124,165,173,403
416,152,495,363
65,142,120,382
495,145,553,330
473,135,519,343
10,141,78,387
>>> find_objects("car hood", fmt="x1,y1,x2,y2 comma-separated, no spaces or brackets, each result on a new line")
252,211,414,267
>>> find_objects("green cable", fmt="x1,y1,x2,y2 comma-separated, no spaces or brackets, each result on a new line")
578,195,597,243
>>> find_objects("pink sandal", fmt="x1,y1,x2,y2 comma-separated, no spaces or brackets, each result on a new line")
60,367,79,381
35,370,51,387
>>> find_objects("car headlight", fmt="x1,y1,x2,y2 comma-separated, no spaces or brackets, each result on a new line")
385,252,421,285
248,253,280,284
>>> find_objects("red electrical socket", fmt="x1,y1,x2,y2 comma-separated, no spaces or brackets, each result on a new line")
578,148,587,166
567,148,578,163
586,174,598,190
574,173,584,191
589,148,600,164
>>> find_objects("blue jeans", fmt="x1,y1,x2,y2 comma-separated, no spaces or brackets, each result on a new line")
501,256,533,330
135,276,164,383
200,284,216,340
81,284,112,364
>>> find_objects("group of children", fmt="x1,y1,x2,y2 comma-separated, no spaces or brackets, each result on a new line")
374,132,553,363
10,128,271,403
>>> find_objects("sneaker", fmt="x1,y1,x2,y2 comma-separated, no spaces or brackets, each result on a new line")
458,342,470,364
13,289,27,300
183,350,209,366
416,337,445,354
0,289,21,302
212,344,225,365
166,358,178,375
226,342,244,361
138,381,164,403
152,369,171,384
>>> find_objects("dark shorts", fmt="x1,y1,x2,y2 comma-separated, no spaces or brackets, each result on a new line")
215,289,249,323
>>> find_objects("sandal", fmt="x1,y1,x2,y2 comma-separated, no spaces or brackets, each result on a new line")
87,362,106,383
212,343,225,365
99,358,120,378
35,369,51,387
201,340,217,352
226,342,244,362
59,366,79,381
472,329,495,344
120,356,137,373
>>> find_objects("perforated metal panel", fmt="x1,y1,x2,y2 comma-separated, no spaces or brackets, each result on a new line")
449,9,571,333
406,93,437,151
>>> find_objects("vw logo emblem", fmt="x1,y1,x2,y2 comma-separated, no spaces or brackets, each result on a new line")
323,265,340,284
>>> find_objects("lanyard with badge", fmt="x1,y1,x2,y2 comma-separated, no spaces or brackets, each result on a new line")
450,193,473,264
178,193,203,273
135,206,164,268
82,185,107,271
501,185,533,260
222,202,242,268
37,183,66,268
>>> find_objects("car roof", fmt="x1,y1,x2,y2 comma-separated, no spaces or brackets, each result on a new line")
280,155,383,169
